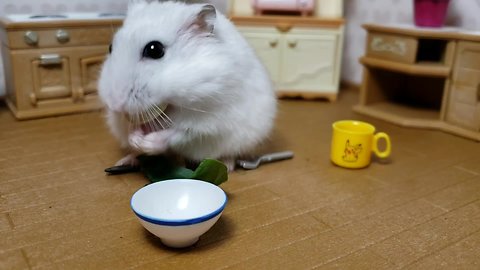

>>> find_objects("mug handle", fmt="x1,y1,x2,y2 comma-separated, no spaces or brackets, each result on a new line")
372,132,391,158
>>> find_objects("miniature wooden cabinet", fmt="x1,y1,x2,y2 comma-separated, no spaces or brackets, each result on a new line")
447,41,480,130
0,16,122,119
231,16,344,101
355,24,480,141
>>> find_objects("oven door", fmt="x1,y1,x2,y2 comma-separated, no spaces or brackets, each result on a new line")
10,45,107,110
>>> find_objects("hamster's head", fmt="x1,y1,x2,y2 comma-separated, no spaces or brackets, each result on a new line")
98,1,226,119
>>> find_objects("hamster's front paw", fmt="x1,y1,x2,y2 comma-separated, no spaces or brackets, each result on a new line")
128,130,173,155
220,158,236,172
115,153,139,167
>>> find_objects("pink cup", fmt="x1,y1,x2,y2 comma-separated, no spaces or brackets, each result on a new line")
414,0,450,27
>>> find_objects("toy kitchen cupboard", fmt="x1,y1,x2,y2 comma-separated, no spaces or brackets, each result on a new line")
231,15,344,101
355,24,480,141
0,14,123,119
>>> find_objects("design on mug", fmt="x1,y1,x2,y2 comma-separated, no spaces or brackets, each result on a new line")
342,140,362,162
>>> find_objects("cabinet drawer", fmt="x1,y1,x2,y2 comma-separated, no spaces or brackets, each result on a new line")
6,26,117,49
447,41,480,130
453,69,480,104
366,32,418,64
446,92,480,130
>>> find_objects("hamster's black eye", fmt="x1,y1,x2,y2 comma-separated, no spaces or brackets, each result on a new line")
142,41,165,59
108,44,112,54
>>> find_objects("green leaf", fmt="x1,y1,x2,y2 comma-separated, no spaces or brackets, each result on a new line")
191,159,228,186
137,155,228,185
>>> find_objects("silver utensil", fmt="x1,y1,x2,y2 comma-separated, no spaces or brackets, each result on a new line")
236,151,294,170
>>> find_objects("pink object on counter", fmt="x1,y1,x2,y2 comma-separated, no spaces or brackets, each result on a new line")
414,0,451,27
251,0,315,16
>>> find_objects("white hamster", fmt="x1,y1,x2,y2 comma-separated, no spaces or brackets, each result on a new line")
98,1,277,170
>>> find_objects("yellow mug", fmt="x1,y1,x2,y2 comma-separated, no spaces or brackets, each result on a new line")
331,120,391,169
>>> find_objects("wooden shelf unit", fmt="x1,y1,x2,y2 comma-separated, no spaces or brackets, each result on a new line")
359,57,451,77
354,24,480,141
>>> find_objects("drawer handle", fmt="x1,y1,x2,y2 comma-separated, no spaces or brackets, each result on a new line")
288,40,297,48
56,29,70,43
371,37,407,56
39,54,62,65
24,31,39,46
74,87,85,102
30,93,37,106
276,23,292,33
269,40,278,48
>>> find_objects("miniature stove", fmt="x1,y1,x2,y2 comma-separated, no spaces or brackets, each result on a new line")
0,13,124,119
6,12,125,22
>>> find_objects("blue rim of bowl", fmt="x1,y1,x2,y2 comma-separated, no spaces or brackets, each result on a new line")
130,180,228,226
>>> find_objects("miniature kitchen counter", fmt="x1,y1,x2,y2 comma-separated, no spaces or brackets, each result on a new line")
0,13,123,119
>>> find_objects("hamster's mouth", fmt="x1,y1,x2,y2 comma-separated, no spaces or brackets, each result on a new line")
125,103,172,134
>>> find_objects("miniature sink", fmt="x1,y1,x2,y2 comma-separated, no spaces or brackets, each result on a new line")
130,179,227,248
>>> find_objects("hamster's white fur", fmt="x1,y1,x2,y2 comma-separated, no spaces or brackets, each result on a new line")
98,1,276,169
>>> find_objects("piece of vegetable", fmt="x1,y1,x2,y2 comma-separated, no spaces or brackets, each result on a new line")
137,155,228,186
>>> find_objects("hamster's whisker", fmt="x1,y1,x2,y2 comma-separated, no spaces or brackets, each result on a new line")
206,91,238,103
143,110,155,131
206,94,225,104
143,110,157,132
130,117,135,133
148,107,166,130
154,115,168,131
158,114,173,129
134,112,141,129
159,110,174,127
150,117,164,131
174,105,210,114
144,102,165,131
126,113,133,134
154,107,171,127
151,104,173,127
149,115,159,132
140,111,147,127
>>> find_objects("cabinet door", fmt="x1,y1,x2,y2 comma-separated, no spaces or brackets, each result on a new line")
69,46,108,101
238,30,282,85
280,32,338,91
447,41,480,130
11,49,73,109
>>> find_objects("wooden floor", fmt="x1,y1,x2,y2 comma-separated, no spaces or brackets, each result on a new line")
1,87,480,269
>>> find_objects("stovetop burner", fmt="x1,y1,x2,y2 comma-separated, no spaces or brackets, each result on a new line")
29,15,68,19
98,13,126,18
6,12,125,23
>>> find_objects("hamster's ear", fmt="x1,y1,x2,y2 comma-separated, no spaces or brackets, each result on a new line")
128,0,144,6
188,4,217,34
127,0,148,12
128,0,158,4
128,0,150,9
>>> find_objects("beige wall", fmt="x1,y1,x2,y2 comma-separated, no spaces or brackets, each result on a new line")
342,0,480,84
1,0,479,96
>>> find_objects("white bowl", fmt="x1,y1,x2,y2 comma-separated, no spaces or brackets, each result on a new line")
130,179,227,248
